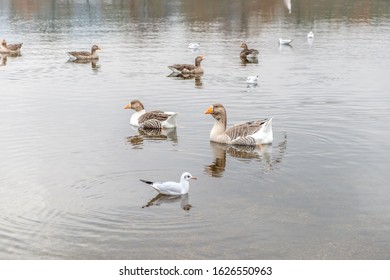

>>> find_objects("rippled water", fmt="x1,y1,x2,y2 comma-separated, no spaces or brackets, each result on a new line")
1,0,390,259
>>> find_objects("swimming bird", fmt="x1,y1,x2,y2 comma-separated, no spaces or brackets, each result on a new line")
67,45,101,60
124,99,178,129
168,55,205,74
188,42,200,49
0,39,23,54
240,42,259,60
204,104,273,145
246,75,259,84
279,38,293,45
307,31,314,38
140,172,197,195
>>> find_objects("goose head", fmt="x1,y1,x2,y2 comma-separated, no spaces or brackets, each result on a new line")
124,100,145,112
91,45,101,53
204,104,227,123
240,42,248,50
195,55,205,66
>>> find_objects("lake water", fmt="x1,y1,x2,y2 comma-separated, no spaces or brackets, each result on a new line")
1,0,390,259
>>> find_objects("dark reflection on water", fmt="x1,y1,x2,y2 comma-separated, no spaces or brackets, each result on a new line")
1,0,390,260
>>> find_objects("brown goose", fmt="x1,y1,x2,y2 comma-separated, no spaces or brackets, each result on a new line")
124,100,178,129
240,42,259,60
0,39,23,54
168,55,205,74
67,45,101,60
204,104,273,145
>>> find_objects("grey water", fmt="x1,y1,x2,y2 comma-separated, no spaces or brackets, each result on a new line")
1,0,390,259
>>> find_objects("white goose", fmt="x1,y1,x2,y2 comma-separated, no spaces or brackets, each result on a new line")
140,172,197,195
124,100,178,129
204,104,273,145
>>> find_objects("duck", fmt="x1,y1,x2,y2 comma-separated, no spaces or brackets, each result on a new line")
279,38,293,45
124,100,178,129
307,31,314,38
204,104,273,145
0,39,23,54
246,75,259,84
240,42,259,60
140,172,197,195
188,42,200,49
67,45,101,60
168,55,205,74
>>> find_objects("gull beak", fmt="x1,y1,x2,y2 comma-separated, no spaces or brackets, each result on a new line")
124,103,132,109
204,106,213,114
191,177,198,180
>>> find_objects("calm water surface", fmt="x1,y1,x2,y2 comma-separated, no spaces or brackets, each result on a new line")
1,0,390,259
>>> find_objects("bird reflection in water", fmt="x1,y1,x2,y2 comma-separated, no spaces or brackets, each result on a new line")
67,58,100,70
167,72,203,88
1,53,21,67
126,127,178,149
240,57,258,66
204,134,287,177
142,193,192,212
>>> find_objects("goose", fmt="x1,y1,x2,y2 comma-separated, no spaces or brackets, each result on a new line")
279,38,293,45
246,75,259,84
124,99,178,129
307,31,314,38
67,45,101,60
188,42,200,49
140,172,197,195
0,39,23,54
168,55,205,74
240,42,259,60
204,104,273,145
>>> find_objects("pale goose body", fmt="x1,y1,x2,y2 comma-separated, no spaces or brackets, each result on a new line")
168,55,205,74
240,42,259,59
67,45,101,60
124,100,178,129
140,172,197,195
204,104,273,145
0,39,23,54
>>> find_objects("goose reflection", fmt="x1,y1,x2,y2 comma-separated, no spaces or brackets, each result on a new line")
67,58,100,69
142,193,192,212
205,135,287,177
126,127,178,148
240,57,258,66
1,53,21,67
167,73,203,88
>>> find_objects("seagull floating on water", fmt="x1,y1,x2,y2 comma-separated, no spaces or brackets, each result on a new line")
307,31,314,38
279,38,293,45
246,75,259,84
188,42,200,49
140,172,197,195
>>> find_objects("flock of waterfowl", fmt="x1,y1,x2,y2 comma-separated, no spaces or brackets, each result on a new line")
1,31,314,196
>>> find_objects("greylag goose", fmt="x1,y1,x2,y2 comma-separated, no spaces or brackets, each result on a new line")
204,104,273,145
0,39,23,54
168,55,205,74
240,42,259,60
67,45,101,60
140,172,197,195
124,100,178,129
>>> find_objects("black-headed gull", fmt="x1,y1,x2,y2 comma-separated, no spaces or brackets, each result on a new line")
246,75,259,84
188,42,200,49
307,31,314,38
279,38,293,45
140,172,197,195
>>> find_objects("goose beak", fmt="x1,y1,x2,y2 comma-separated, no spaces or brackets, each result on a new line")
204,106,213,114
124,103,131,109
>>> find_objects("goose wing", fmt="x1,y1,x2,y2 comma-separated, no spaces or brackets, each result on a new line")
169,64,196,72
67,51,91,57
225,119,267,140
138,110,171,123
7,43,23,51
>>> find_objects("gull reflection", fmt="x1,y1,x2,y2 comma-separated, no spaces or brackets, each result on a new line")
283,0,292,14
142,193,192,212
204,135,287,177
126,127,178,148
